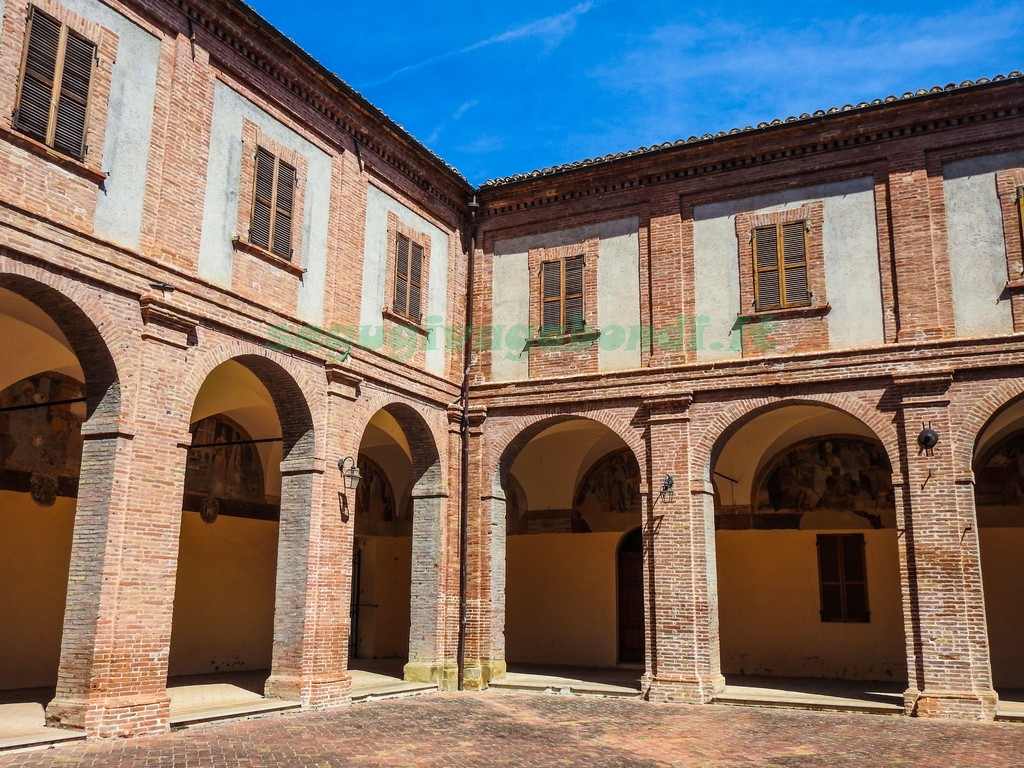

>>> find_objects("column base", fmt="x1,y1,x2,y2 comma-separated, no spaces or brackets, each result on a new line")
47,692,171,738
266,673,353,709
404,660,457,691
905,687,998,720
644,672,725,704
481,659,507,687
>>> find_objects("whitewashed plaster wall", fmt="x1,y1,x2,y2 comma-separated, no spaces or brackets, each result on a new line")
63,0,161,249
198,82,332,324
943,151,1023,338
359,183,450,377
693,177,884,361
490,217,640,381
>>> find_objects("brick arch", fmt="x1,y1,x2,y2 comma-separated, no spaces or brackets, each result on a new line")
953,378,1024,473
486,408,646,491
0,268,130,422
182,341,320,460
354,396,445,496
696,392,902,481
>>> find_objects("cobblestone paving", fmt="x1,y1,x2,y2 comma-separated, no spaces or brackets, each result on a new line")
2,693,1023,767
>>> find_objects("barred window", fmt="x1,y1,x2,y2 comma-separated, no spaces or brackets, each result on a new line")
14,6,96,160
393,232,424,322
250,146,296,259
753,221,810,311
540,255,584,335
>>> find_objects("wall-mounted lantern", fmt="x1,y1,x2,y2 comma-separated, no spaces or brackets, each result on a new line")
659,475,675,504
338,456,362,491
918,423,939,457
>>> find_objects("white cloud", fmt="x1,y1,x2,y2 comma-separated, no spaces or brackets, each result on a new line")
588,2,1023,132
363,2,598,87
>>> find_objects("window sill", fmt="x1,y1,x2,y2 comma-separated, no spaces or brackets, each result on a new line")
381,308,430,336
232,237,305,276
1005,278,1024,292
739,303,831,321
0,124,106,184
525,327,601,347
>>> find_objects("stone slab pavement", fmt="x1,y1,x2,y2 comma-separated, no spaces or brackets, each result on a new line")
2,692,1023,767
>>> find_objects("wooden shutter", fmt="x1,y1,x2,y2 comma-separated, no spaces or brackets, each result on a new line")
817,533,869,622
564,256,584,332
394,234,410,316
541,260,562,335
781,221,809,307
841,534,869,621
272,160,295,259
753,226,780,310
250,147,275,249
52,28,93,158
409,242,424,321
15,8,61,144
15,8,95,159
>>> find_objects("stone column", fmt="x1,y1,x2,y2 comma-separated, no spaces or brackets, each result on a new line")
47,296,195,737
643,394,725,704
265,364,358,708
891,374,997,719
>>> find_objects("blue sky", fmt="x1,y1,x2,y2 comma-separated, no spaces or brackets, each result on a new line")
245,0,1022,185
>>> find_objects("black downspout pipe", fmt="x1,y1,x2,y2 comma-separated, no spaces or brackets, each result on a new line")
457,194,479,691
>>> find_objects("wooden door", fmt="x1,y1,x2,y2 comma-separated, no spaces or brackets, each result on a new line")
617,527,645,663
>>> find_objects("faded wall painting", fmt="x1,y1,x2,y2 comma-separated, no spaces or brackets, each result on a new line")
355,456,412,537
720,436,895,530
183,415,270,522
976,432,1024,523
0,372,85,506
507,448,641,535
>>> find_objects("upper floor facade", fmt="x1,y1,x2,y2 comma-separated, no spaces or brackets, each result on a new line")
0,0,473,389
2,0,1023,395
471,74,1024,388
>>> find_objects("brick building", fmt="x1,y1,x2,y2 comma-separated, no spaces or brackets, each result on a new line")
0,0,1022,742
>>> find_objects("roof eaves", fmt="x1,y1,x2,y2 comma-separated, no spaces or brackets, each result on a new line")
479,72,1024,190
228,0,473,191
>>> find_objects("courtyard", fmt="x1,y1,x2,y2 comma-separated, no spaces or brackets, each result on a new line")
1,692,1022,767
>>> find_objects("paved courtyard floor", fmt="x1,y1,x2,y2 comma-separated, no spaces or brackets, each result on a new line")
1,691,1023,767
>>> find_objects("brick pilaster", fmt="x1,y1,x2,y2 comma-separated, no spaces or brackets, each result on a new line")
403,468,455,689
891,374,997,719
47,297,196,737
264,364,357,708
642,394,725,703
465,407,505,689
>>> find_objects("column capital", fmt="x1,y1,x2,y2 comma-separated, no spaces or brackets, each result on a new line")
79,417,136,441
889,372,953,407
644,392,693,424
280,456,327,476
325,363,361,401
139,293,197,349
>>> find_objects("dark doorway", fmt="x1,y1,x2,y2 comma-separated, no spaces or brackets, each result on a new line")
617,527,644,663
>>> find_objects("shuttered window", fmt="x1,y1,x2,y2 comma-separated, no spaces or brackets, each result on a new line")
250,146,296,259
817,533,869,622
753,221,810,311
540,256,584,336
1018,187,1024,249
14,6,96,160
393,233,424,322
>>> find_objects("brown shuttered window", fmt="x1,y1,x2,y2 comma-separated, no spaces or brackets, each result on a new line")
753,221,810,311
540,256,585,336
393,233,423,322
14,6,95,160
249,146,295,259
817,533,869,622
